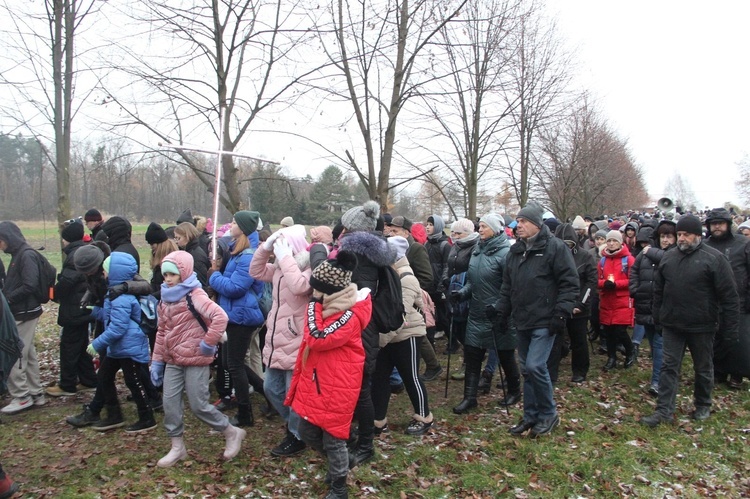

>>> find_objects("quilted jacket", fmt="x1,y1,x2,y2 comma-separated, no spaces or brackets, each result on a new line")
598,244,635,326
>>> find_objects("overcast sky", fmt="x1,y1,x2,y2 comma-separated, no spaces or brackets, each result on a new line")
549,0,750,209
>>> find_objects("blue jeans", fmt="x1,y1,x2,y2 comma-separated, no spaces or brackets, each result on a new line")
632,324,646,345
517,328,557,422
264,367,302,439
389,367,403,386
482,349,498,375
643,324,663,387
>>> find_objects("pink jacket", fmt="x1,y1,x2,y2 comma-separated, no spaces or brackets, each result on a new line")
153,251,228,366
249,244,313,370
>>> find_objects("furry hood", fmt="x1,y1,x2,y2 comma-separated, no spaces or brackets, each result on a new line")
338,231,396,268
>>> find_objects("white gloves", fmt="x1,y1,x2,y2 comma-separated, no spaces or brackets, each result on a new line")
262,231,281,251
273,238,292,261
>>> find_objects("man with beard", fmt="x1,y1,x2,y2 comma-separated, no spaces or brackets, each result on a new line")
640,215,739,427
704,208,750,389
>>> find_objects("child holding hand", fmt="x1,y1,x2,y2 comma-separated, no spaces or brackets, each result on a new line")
284,250,372,498
150,250,245,467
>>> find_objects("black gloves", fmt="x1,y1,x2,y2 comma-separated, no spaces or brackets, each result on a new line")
108,283,128,300
449,290,462,304
603,280,616,291
550,315,567,335
485,304,498,320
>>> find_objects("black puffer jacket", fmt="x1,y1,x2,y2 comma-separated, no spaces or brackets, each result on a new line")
445,233,479,286
629,245,671,325
654,241,739,334
424,232,451,294
705,231,750,313
55,240,91,326
0,221,43,321
185,238,210,288
498,225,579,331
555,224,597,318
338,230,396,373
101,216,140,272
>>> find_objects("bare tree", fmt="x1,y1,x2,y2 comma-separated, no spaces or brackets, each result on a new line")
502,0,570,207
0,0,100,227
319,0,468,213
535,95,649,219
736,154,750,208
663,172,698,213
411,0,521,220
102,0,319,213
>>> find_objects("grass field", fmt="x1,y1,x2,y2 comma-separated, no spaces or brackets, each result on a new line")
1,222,749,497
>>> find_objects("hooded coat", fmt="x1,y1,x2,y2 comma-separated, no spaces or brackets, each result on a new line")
91,253,150,363
337,230,396,373
249,227,313,371
424,215,451,294
285,287,371,440
153,251,228,367
461,233,514,350
629,242,672,326
0,221,43,321
555,224,598,318
100,216,140,272
597,244,635,326
704,224,750,313
55,240,91,326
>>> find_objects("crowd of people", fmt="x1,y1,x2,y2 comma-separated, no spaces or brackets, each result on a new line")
0,202,748,498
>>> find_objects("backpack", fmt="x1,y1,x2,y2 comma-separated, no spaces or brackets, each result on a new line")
254,281,273,318
400,272,436,328
25,248,56,304
447,272,470,322
138,294,159,338
371,266,406,333
599,256,629,278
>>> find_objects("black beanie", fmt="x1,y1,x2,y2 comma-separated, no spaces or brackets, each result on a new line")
74,244,104,274
61,222,84,242
309,250,358,294
145,222,168,245
176,209,195,226
676,215,703,236
84,208,102,222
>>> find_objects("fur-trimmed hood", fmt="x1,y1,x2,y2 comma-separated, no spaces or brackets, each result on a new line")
338,231,396,268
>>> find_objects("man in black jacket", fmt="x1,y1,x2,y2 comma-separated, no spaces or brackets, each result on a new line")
640,215,739,427
0,221,46,414
496,205,579,437
703,208,750,388
46,221,98,397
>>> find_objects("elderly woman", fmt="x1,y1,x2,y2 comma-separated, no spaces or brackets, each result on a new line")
452,214,520,414
249,224,313,457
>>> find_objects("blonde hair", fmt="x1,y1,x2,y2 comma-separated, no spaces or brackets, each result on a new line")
231,232,250,255
195,216,207,233
175,222,201,243
150,239,178,270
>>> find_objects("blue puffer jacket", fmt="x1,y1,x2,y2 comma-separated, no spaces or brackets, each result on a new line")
208,234,265,327
91,253,150,364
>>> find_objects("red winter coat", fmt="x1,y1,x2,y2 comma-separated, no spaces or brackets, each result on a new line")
284,288,372,440
598,245,635,326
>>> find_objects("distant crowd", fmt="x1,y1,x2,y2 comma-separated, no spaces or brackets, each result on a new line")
0,202,748,498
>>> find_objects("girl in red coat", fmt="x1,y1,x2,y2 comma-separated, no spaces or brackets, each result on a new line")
285,250,372,499
598,231,636,370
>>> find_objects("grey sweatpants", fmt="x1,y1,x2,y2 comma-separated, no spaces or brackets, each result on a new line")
162,364,229,437
8,317,42,399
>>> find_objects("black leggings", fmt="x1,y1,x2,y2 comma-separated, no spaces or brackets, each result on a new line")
98,356,150,414
373,336,430,420
223,324,265,407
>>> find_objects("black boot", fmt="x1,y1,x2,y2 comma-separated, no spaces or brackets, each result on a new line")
477,371,493,395
603,357,617,371
325,476,349,498
453,371,479,414
92,404,125,431
348,435,374,469
498,376,521,407
126,408,157,433
230,403,255,427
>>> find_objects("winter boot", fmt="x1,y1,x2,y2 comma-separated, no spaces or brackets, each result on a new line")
66,404,101,427
477,371,493,395
325,476,349,499
230,403,254,427
452,371,479,414
126,408,157,434
157,437,188,467
498,375,521,407
603,357,617,371
222,424,247,460
92,404,125,431
0,473,19,499
348,435,374,469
